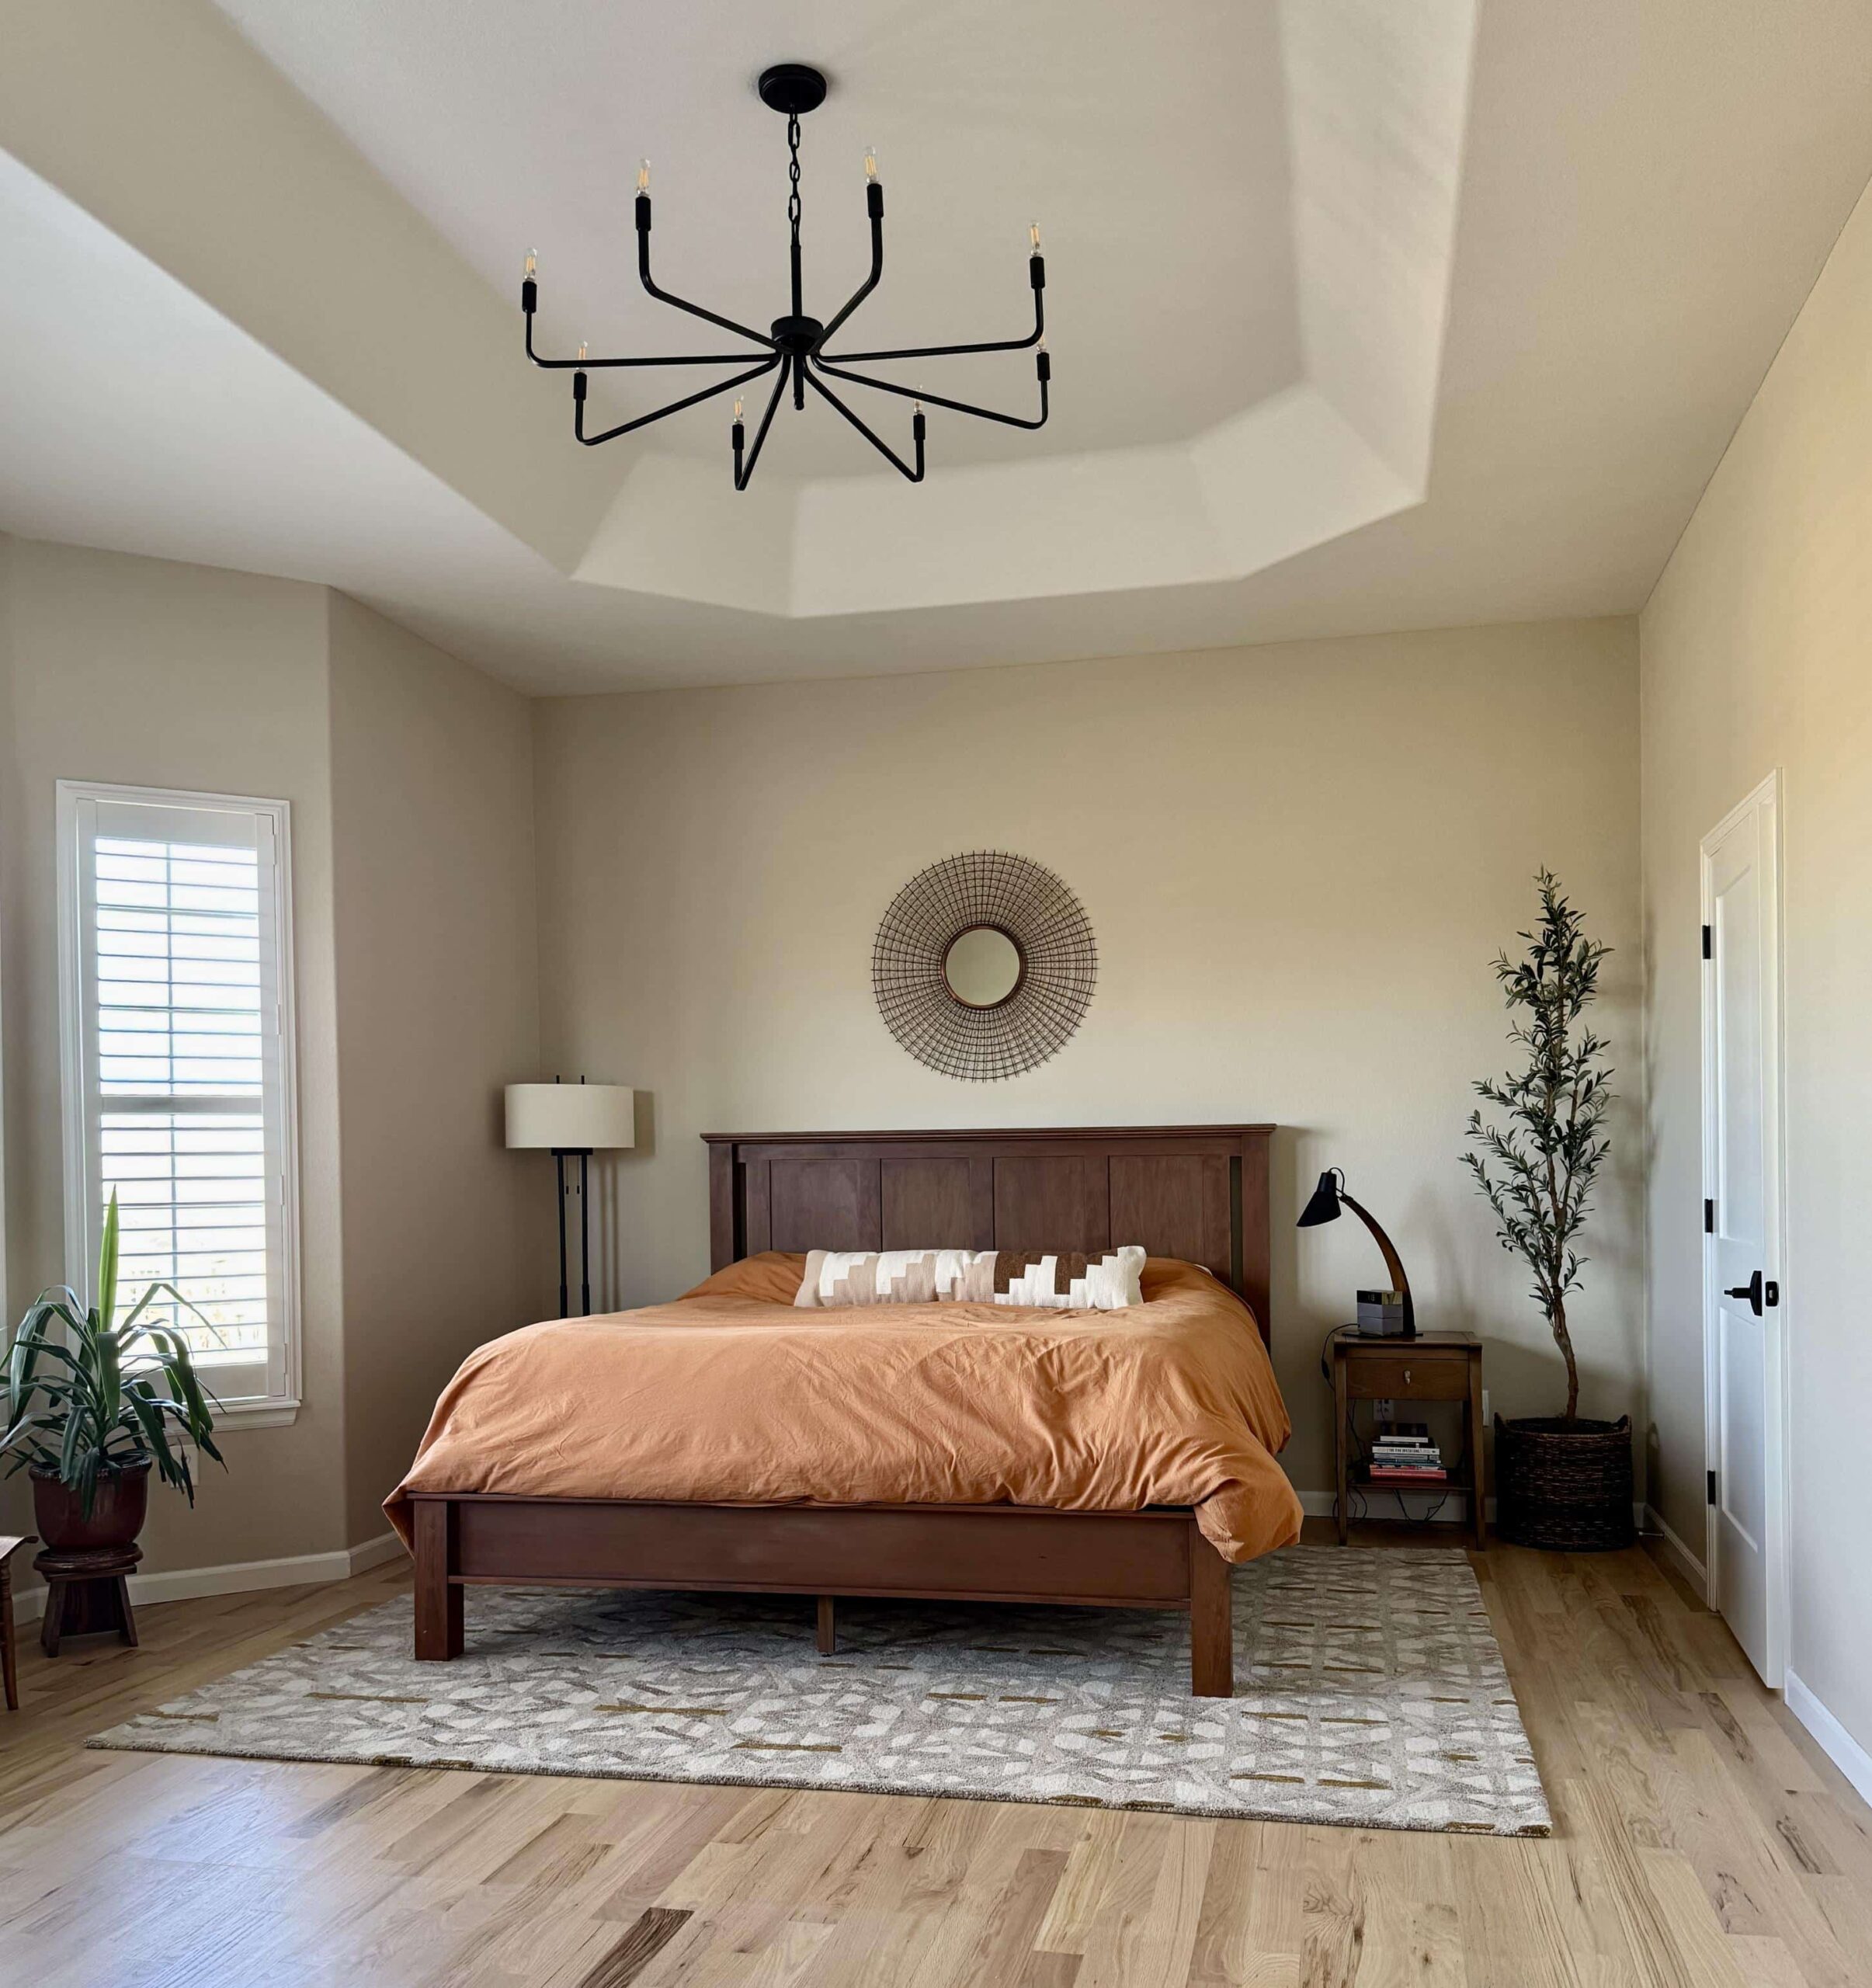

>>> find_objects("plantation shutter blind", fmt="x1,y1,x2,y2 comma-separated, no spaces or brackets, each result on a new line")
63,787,297,1411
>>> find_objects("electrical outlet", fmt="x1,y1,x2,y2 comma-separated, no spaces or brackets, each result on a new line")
1375,1398,1394,1421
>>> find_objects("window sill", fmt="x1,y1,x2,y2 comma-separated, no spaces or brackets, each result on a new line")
213,1397,300,1431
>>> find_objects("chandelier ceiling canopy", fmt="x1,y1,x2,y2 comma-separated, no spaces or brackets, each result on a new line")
519,63,1050,489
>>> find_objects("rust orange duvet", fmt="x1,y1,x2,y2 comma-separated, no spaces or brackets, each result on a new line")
385,1254,1302,1562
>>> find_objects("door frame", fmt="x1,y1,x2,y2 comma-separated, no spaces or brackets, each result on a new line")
1698,767,1790,1684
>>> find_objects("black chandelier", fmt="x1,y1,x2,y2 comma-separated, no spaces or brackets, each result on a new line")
519,63,1049,488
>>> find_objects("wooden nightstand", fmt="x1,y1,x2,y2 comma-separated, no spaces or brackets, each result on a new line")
1331,1332,1485,1548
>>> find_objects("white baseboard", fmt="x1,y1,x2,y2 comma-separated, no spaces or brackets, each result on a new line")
346,1531,406,1576
1785,1670,1872,1809
12,1529,405,1626
1640,1504,1709,1603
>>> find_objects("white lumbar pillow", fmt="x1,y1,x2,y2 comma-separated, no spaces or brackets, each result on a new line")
795,1246,1145,1310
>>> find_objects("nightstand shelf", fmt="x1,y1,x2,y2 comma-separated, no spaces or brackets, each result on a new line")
1349,1465,1477,1496
1331,1330,1485,1548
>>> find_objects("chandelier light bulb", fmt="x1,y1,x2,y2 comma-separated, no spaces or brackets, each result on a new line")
523,248,537,280
578,341,589,362
1030,221,1041,252
733,398,744,421
636,158,651,195
863,146,878,182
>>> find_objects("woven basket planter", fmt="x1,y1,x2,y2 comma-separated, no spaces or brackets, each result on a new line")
1493,1413,1635,1551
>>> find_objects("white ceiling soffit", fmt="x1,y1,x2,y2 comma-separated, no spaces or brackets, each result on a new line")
2,3,1872,690
0,150,563,610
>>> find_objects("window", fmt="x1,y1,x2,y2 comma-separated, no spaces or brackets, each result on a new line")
57,783,300,1422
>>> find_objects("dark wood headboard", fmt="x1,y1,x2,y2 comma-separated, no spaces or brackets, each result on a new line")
702,1125,1273,1343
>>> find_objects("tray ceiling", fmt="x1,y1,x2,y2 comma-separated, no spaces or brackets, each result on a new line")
2,2,1870,687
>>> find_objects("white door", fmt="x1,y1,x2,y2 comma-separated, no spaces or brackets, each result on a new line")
1700,773,1787,1684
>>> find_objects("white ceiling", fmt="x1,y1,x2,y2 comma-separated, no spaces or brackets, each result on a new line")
208,0,1308,474
2,1,1871,690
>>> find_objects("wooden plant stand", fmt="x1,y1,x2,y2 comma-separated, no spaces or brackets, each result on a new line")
35,1542,141,1657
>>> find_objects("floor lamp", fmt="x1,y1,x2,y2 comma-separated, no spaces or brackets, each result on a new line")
505,1079,637,1317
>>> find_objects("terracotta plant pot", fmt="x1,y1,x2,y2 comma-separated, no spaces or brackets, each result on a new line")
1493,1413,1635,1551
30,1459,151,1553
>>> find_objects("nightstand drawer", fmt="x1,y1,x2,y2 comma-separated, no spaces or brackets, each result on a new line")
1342,1350,1471,1401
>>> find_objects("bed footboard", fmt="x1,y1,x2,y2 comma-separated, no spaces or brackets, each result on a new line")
407,1494,1234,1697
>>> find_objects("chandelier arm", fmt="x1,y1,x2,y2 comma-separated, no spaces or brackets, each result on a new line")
526,319,768,370
819,252,1044,363
575,354,780,447
635,193,776,348
734,356,794,490
803,367,926,482
818,182,886,349
811,353,1050,433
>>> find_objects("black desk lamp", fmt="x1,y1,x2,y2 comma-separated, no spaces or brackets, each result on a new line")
1297,1167,1416,1339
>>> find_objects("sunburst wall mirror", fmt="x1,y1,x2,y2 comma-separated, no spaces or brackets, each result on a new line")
872,851,1097,1081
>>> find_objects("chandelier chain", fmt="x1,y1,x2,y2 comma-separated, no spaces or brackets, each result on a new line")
787,113,802,243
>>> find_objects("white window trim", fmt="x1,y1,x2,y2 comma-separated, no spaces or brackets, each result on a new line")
56,779,304,1427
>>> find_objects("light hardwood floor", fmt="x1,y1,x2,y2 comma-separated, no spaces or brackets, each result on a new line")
2,1523,1869,1987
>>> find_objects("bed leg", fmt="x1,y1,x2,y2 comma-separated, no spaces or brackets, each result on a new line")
816,1595,837,1656
1189,1526,1233,1698
414,1500,463,1661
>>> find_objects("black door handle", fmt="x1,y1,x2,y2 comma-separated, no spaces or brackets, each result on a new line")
1724,1271,1763,1317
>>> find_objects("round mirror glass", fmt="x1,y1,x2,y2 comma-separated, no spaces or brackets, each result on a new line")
943,925,1023,1009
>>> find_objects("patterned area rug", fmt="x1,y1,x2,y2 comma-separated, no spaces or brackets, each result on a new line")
91,1545,1549,1835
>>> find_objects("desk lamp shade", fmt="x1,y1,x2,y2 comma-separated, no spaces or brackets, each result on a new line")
505,1083,636,1152
1297,1170,1342,1228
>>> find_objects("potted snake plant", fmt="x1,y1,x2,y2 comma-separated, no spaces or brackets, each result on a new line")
2,1192,224,1554
1463,871,1634,1549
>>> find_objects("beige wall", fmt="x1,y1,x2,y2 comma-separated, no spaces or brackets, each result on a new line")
0,540,19,1550
533,620,1643,1500
0,540,541,1574
1641,176,1872,1751
0,538,347,1570
328,594,547,1543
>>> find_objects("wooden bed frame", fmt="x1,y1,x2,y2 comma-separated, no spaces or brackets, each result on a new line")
410,1123,1274,1697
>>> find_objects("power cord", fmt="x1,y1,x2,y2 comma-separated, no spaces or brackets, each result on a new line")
1318,1321,1360,1385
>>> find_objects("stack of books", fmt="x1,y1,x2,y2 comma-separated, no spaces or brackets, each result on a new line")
1367,1423,1447,1482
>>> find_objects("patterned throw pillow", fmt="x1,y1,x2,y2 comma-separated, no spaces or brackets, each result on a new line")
795,1246,1145,1311
793,1249,981,1308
